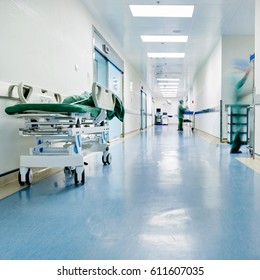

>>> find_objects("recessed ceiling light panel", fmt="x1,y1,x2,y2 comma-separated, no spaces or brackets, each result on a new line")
129,5,194,17
141,35,188,42
162,94,177,97
161,88,178,91
161,85,178,88
160,90,178,93
148,53,185,58
157,78,180,81
159,82,179,85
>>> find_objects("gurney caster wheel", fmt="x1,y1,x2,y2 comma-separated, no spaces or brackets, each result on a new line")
18,172,25,186
106,153,112,165
64,167,74,177
18,168,32,186
74,170,85,185
102,153,112,165
25,168,33,185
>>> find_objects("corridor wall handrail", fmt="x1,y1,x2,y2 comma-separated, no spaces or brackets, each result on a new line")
193,105,220,114
125,108,140,116
183,105,220,116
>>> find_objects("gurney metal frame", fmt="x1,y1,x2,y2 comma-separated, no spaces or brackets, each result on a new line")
9,82,115,186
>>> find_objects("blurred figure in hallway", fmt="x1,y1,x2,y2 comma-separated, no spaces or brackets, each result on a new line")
229,59,252,153
177,99,188,131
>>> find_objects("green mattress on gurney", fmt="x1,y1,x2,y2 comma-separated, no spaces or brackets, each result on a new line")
5,91,125,122
62,91,125,122
5,103,100,117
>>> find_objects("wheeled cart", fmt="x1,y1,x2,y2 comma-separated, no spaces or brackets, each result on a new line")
5,82,124,186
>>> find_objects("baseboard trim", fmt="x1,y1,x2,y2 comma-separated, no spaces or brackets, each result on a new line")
194,129,221,144
0,167,62,199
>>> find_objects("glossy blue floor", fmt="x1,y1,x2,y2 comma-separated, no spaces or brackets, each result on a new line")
1,125,260,260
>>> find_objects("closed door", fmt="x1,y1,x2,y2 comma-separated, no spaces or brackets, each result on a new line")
94,51,123,140
108,62,123,140
141,89,147,130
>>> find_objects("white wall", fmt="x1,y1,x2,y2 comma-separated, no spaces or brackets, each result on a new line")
0,0,93,94
0,0,152,174
192,40,222,111
123,65,142,134
194,112,220,138
191,39,222,138
222,36,254,105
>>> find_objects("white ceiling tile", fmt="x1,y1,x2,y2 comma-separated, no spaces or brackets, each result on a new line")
81,0,255,97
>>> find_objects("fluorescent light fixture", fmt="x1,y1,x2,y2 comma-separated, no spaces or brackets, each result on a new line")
161,89,178,92
160,86,179,89
129,5,194,17
161,89,177,91
162,88,178,90
157,78,180,81
159,85,179,88
161,90,178,92
161,86,178,88
148,53,185,58
158,82,179,85
163,94,177,97
141,35,188,42
162,88,177,90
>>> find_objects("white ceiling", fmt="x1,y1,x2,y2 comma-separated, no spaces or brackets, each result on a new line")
81,0,255,98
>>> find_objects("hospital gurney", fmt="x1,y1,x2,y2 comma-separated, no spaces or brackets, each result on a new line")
5,82,124,186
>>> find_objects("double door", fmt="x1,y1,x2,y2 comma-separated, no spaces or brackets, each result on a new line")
94,50,123,140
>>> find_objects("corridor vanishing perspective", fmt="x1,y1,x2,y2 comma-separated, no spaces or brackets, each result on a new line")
0,125,260,260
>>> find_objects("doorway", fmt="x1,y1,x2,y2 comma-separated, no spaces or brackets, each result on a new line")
94,49,123,140
140,88,147,130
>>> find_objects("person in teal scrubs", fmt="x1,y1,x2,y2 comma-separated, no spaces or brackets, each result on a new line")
177,99,188,131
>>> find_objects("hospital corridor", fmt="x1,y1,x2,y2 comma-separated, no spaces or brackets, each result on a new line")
1,125,260,260
1,0,260,262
